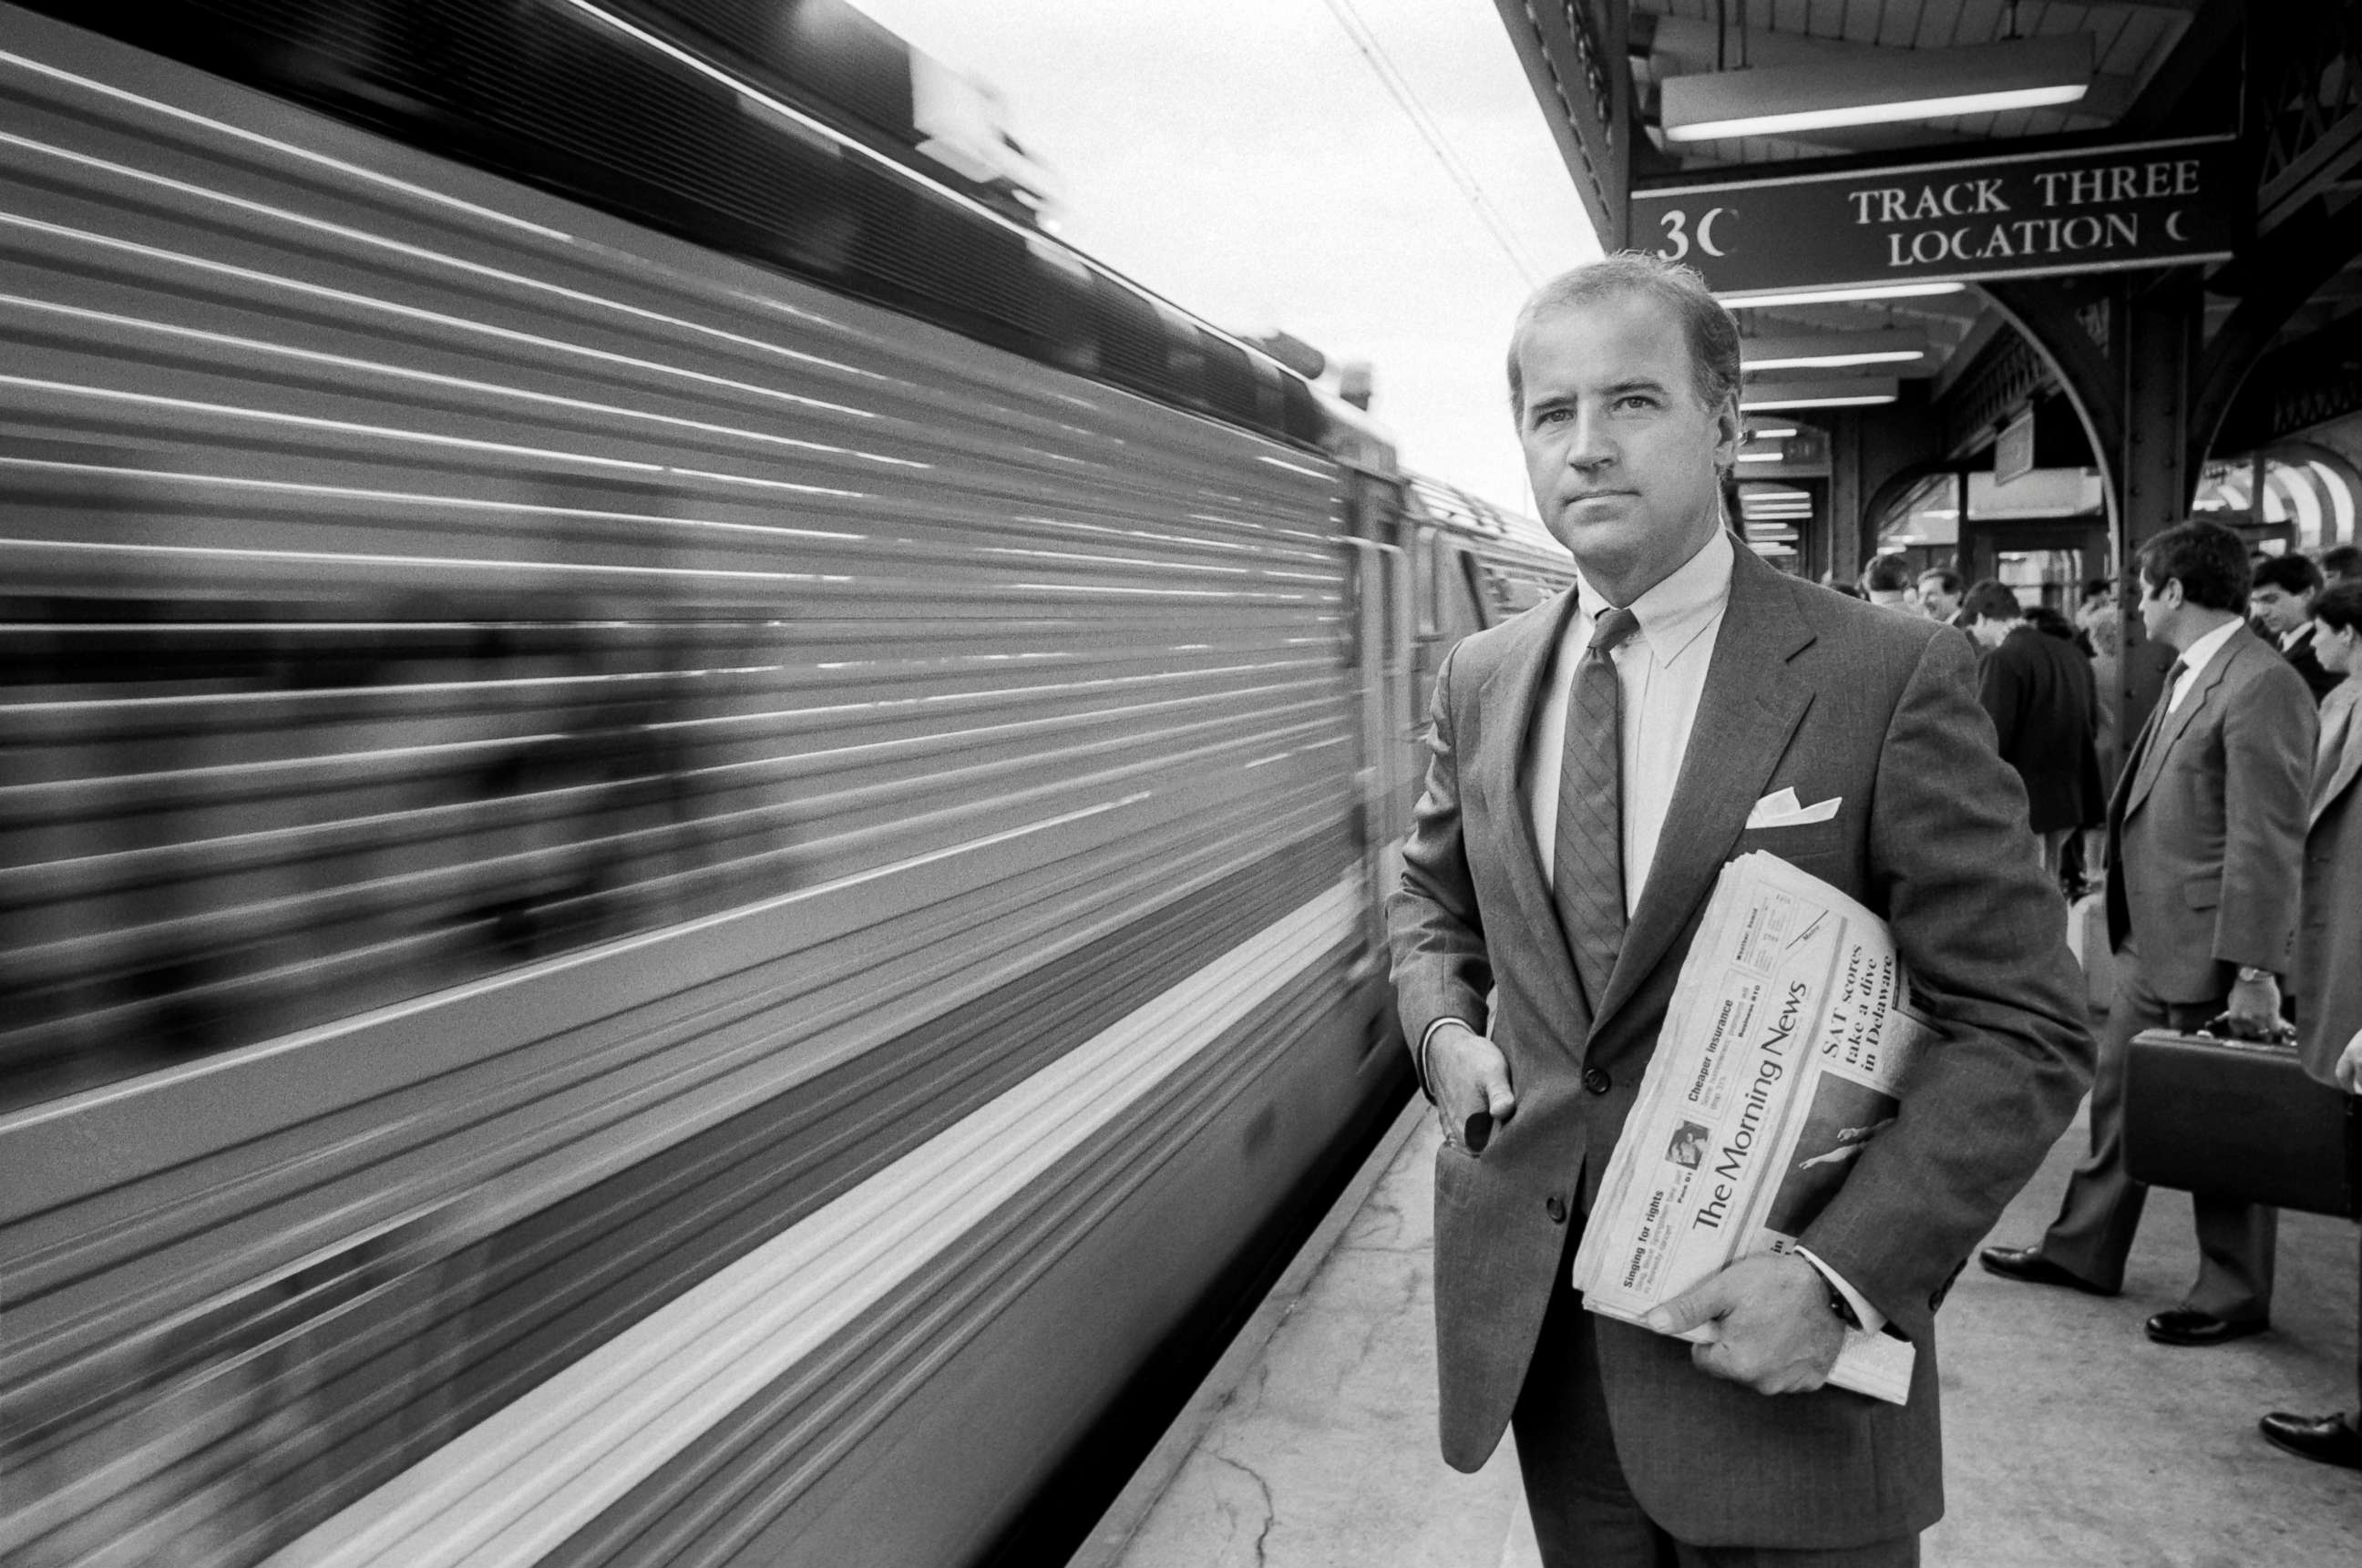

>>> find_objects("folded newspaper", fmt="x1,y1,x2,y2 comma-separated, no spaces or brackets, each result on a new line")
1568,852,1930,1405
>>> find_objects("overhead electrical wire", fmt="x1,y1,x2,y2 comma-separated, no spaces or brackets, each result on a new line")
1317,0,1545,287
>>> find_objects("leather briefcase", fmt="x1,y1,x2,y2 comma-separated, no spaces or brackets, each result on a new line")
2122,1028,2358,1218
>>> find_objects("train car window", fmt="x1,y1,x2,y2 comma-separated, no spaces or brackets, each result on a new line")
854,173,1051,357
1436,546,1488,641
647,0,913,138
1485,566,1551,616
1279,375,1325,447
1154,301,1211,411
1027,236,1102,374
1196,331,1262,429
1245,351,1288,430
1089,272,1176,398
1419,532,1445,639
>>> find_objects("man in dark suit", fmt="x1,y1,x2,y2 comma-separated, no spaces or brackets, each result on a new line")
1387,255,2093,1566
2260,581,2362,1469
1983,521,2316,1345
1857,553,1915,610
2252,553,2343,703
1965,580,2101,877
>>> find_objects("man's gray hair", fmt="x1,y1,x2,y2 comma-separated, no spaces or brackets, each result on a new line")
1505,253,1743,421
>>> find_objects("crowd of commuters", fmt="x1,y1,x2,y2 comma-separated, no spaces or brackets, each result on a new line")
1851,525,2362,1474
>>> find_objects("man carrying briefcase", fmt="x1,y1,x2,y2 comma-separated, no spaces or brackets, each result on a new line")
1981,522,2316,1346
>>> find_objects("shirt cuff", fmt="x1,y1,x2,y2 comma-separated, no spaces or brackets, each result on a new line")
1416,1017,1475,1101
1795,1247,1888,1337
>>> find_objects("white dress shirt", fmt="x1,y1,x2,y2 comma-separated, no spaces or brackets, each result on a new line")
1525,528,1733,915
2168,617,2243,712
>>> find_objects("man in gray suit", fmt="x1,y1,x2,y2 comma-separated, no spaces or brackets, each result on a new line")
1387,255,2093,1566
2259,580,2362,1468
1982,521,2316,1345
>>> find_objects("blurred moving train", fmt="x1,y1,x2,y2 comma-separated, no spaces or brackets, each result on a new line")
0,4,1573,1563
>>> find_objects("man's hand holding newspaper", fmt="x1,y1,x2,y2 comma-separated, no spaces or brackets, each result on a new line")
1568,852,1929,1405
1643,1251,1848,1395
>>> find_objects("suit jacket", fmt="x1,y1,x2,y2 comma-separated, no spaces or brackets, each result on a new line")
2102,626,2315,999
1977,623,2103,833
2283,622,2345,705
1386,544,2092,1547
2295,681,2362,1086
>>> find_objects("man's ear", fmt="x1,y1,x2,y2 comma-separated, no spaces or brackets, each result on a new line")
1711,396,1742,469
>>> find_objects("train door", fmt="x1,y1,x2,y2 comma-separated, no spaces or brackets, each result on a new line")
1338,477,1416,959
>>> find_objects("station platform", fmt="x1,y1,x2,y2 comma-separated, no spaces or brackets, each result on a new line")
1077,1092,2362,1567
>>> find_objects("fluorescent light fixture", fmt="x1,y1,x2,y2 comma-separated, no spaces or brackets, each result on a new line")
1747,425,1798,440
1747,349,1924,371
1737,451,1786,463
1742,330,1928,373
1721,282,1967,310
1662,35,2092,143
1742,377,1899,411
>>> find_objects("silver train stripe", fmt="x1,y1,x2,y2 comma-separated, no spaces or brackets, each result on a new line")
263,876,1361,1568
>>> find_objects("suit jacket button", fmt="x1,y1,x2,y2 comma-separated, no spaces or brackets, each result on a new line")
1546,1196,1567,1224
1583,1068,1612,1095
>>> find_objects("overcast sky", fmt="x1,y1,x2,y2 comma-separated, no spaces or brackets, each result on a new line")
852,0,1601,514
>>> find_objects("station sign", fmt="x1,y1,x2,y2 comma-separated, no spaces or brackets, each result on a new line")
1631,136,2241,298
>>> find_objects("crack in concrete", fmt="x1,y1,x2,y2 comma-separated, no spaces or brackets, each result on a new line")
1209,1451,1279,1567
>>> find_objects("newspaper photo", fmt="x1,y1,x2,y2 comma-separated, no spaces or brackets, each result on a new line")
1568,852,1932,1405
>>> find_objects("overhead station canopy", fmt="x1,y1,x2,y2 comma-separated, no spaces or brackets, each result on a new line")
1494,2,2362,573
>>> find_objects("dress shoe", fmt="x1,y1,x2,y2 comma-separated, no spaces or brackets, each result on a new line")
2144,1308,2269,1347
1977,1245,2116,1296
2258,1411,2362,1471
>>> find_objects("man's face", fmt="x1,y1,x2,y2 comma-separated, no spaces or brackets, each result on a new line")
2316,617,2357,678
2249,583,2312,637
1971,615,2012,650
1515,292,1736,599
1915,578,1959,620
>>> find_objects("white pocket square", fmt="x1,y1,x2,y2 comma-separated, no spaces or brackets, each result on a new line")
1746,790,1841,828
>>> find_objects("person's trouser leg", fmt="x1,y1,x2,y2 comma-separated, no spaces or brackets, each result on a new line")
2039,952,2274,1317
2183,1189,2275,1321
1512,1266,1671,1568
2038,957,2158,1290
2039,826,2071,880
1672,1537,1918,1567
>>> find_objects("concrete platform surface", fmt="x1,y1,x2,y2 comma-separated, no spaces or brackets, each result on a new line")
1104,1102,2361,1567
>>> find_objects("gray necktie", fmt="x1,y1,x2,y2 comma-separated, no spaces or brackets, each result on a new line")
1555,606,1640,1009
2124,658,2187,790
